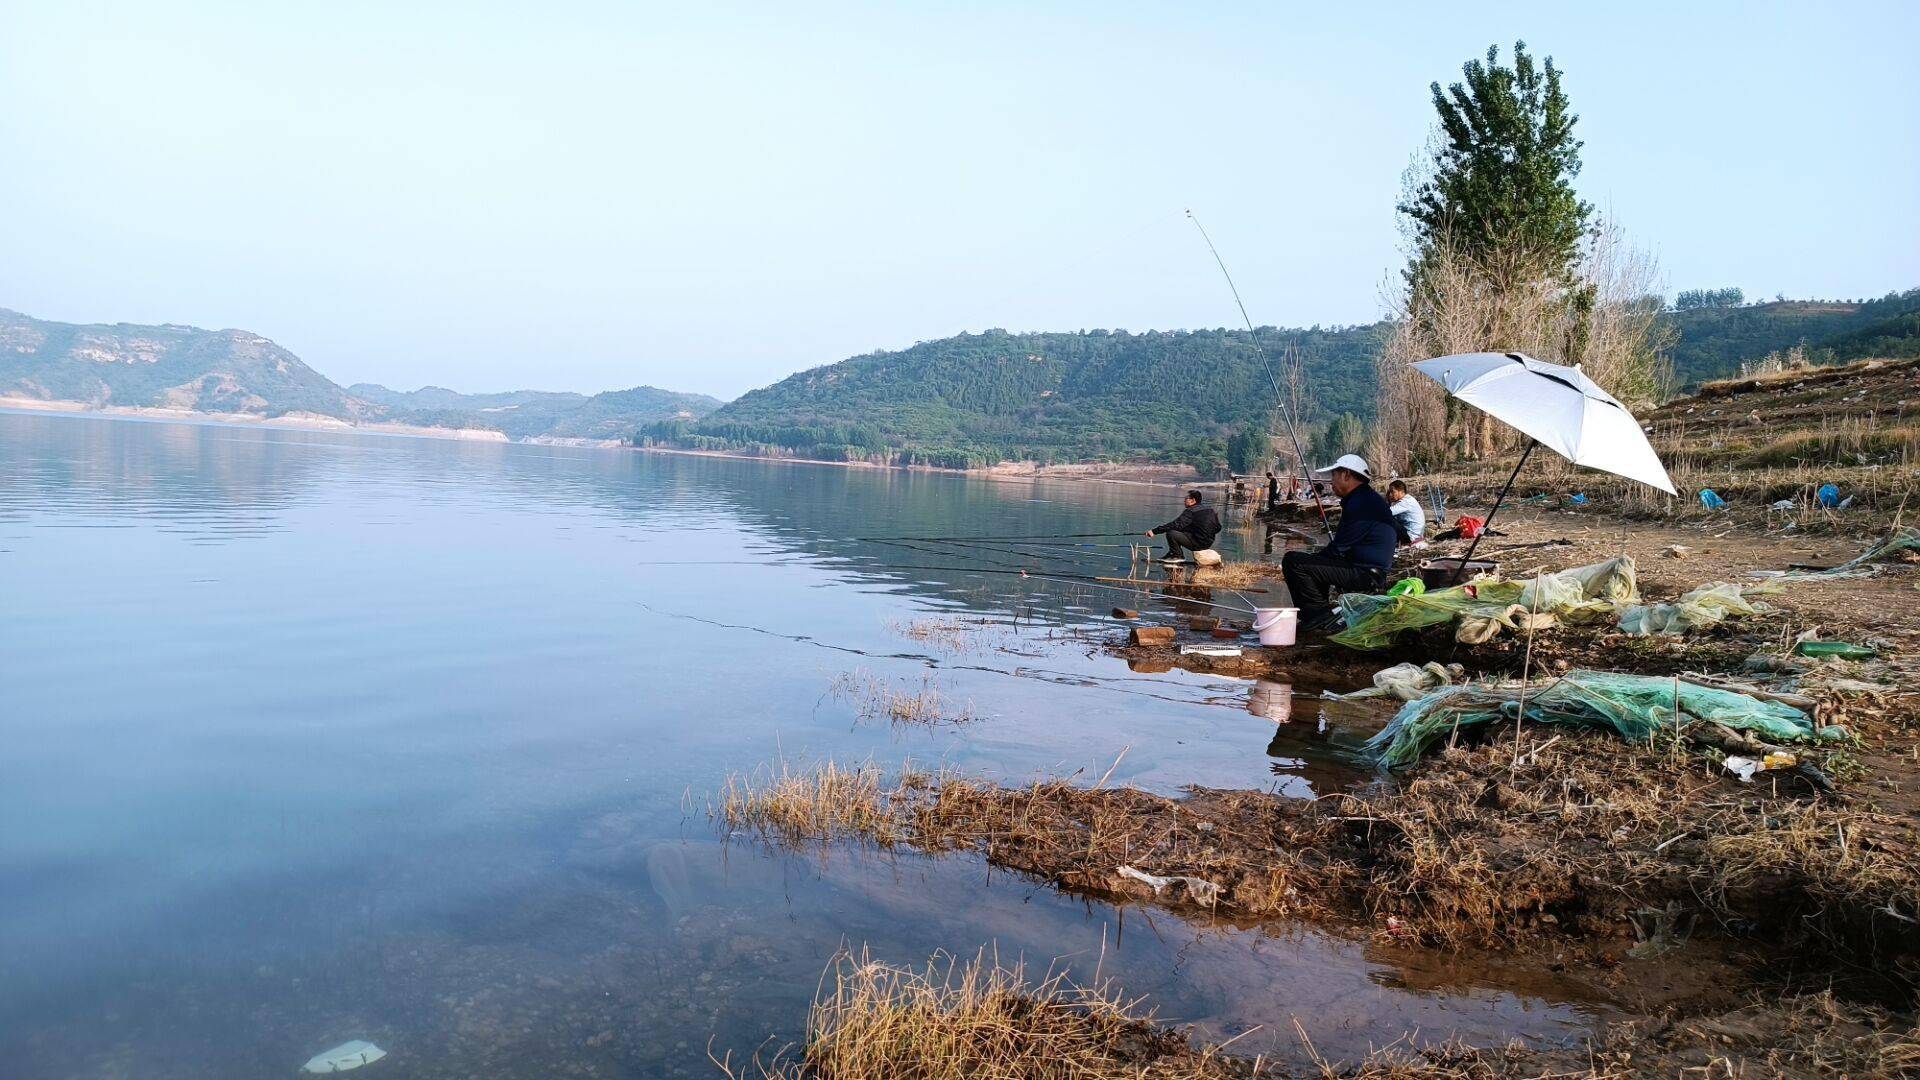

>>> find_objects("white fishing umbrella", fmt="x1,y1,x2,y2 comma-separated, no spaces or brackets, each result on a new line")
1412,351,1675,494
1412,352,1675,579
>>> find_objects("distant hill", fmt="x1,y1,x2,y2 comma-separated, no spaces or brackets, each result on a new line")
0,307,375,419
346,383,592,438
0,308,723,440
641,325,1390,470
1662,289,1920,387
541,386,725,439
347,382,722,439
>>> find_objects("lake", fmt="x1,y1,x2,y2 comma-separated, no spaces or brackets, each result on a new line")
0,411,1600,1077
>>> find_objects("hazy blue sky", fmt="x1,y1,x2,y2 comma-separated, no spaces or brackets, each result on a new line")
3,2,1916,399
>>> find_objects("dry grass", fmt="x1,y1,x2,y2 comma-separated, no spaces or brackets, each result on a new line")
1186,561,1285,592
714,948,1256,1079
708,735,1920,959
711,950,1920,1078
714,759,915,847
890,615,1020,656
1698,355,1916,398
829,669,975,726
1739,420,1920,468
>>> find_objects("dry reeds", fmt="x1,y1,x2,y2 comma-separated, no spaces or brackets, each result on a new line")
1373,220,1668,473
716,947,1252,1079
714,949,1920,1078
890,616,1018,656
707,733,1920,959
714,759,912,847
830,669,975,726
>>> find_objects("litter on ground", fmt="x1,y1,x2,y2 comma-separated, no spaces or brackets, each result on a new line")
1333,557,1637,650
1178,644,1242,657
1332,661,1465,702
1617,581,1775,636
1116,865,1222,909
302,1040,386,1074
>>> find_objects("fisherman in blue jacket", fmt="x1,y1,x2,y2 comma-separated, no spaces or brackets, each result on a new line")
1283,454,1396,633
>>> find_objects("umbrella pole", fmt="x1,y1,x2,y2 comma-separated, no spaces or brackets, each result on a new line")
1453,439,1536,584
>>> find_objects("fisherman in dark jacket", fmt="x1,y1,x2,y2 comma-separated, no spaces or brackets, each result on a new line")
1283,455,1396,633
1145,489,1220,564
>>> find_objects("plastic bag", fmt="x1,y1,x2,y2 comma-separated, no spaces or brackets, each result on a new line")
303,1041,386,1074
1617,582,1773,636
1332,661,1464,702
1332,557,1637,651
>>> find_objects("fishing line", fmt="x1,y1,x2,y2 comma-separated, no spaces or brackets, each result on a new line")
863,537,1105,574
1186,209,1332,536
851,531,1139,542
832,560,1261,614
899,536,1140,568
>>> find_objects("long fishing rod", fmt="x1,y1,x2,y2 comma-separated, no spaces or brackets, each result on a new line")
1186,210,1332,536
841,561,1262,614
851,531,1138,542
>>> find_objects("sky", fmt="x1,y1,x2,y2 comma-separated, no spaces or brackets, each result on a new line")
3,2,1916,400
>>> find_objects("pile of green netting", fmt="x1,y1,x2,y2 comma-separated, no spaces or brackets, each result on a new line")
1332,557,1638,650
1365,669,1829,770
1796,526,1920,578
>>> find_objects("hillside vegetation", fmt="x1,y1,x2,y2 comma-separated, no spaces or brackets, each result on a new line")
1663,289,1920,386
348,382,721,439
642,324,1390,470
0,307,375,419
642,290,1919,471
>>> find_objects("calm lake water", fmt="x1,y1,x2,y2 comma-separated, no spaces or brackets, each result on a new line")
1,411,1601,1077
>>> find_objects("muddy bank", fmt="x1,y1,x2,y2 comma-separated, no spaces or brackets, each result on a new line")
713,505,1920,1074
720,732,1918,970
726,950,1919,1079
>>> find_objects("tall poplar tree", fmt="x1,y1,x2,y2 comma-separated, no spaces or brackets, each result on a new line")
1400,41,1592,286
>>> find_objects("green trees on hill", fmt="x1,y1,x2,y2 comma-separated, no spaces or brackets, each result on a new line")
635,286,1920,471
1663,289,1920,386
1673,287,1744,311
637,325,1391,473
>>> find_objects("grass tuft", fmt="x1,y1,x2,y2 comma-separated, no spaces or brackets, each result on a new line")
713,947,1253,1079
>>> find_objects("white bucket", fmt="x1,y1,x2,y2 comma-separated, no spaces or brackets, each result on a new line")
1252,607,1298,647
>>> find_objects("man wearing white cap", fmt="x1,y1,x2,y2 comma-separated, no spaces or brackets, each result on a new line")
1283,453,1397,633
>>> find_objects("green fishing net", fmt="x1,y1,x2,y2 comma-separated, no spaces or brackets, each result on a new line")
1364,670,1820,769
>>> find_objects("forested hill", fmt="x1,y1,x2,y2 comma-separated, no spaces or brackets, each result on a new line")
641,289,1920,470
640,325,1391,470
345,382,723,439
1663,289,1920,387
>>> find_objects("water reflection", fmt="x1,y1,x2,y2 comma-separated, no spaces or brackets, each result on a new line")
0,412,1600,1078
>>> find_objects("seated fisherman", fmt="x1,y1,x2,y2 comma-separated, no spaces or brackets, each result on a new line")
1145,489,1220,564
1282,455,1396,632
1386,478,1426,544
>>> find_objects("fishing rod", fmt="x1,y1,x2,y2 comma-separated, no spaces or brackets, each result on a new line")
864,536,1120,574
851,531,1139,542
839,561,1262,614
1186,210,1332,537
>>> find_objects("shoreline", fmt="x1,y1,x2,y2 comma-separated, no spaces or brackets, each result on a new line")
631,444,1209,489
0,399,1211,488
0,397,513,444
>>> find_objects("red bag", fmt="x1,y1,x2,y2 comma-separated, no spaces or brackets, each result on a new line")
1456,515,1486,539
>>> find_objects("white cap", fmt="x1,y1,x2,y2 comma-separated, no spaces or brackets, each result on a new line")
1312,453,1372,481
